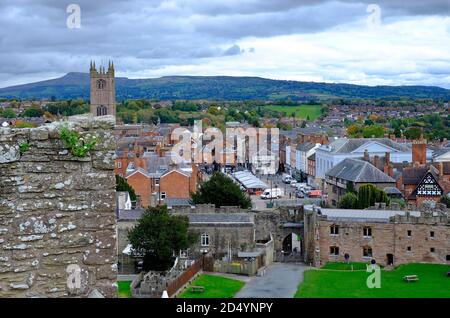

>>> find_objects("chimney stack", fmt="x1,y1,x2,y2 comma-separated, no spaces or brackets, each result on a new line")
438,162,444,177
373,155,380,169
412,138,427,166
363,149,370,162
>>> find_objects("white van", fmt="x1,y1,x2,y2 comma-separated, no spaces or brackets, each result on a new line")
260,188,283,199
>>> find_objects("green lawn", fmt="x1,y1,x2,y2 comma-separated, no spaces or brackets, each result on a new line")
321,262,369,271
265,104,323,120
296,263,450,298
178,274,245,298
117,281,132,298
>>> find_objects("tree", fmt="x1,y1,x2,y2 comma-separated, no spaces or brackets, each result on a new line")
128,205,196,271
338,192,358,209
190,172,252,209
3,108,16,118
23,107,44,118
357,184,389,209
116,175,137,202
362,125,384,138
347,124,362,137
440,195,450,208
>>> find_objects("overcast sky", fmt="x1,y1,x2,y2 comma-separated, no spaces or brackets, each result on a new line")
1,0,450,88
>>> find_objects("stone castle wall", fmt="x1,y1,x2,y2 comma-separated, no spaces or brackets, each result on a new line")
0,115,117,298
314,212,449,267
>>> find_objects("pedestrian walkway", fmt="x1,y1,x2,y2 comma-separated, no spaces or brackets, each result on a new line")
235,262,307,298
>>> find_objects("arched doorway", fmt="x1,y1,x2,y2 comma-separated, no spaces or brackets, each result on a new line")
281,233,303,262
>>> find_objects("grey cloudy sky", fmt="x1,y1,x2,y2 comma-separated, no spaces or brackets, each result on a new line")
0,0,450,88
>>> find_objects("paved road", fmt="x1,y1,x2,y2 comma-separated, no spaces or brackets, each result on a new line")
235,263,307,298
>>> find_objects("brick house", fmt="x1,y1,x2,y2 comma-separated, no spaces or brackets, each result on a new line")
125,153,199,207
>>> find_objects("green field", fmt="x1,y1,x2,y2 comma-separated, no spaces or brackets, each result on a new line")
296,263,450,298
178,274,245,298
265,104,323,120
117,281,132,298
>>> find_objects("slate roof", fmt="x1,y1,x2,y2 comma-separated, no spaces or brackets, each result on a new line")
318,208,420,222
118,208,145,220
402,165,439,185
187,213,253,224
326,158,395,183
383,187,402,195
165,198,192,207
296,142,316,152
324,138,411,154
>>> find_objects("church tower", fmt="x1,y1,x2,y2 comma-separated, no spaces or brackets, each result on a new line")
90,61,116,117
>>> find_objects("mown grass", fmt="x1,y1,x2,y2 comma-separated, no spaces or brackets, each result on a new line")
117,281,132,298
265,104,323,120
295,263,450,298
178,274,245,298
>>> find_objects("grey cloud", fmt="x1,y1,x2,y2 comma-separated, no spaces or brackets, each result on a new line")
0,0,449,87
223,44,242,56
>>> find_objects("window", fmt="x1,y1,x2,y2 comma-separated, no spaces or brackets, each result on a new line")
117,162,122,169
330,225,339,235
407,246,411,252
407,230,412,237
430,247,435,253
97,79,106,89
430,231,435,238
160,192,166,200
201,233,210,247
330,246,339,256
363,227,372,237
446,255,450,261
363,246,373,258
96,105,107,116
155,178,160,186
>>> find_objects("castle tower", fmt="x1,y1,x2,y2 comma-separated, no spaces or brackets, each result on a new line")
90,60,116,117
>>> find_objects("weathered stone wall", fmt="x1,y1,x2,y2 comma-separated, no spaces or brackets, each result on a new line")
0,115,117,298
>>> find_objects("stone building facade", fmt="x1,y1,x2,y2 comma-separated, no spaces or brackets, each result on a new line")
0,115,117,297
304,205,449,267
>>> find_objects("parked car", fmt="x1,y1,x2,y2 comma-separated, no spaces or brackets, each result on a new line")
290,180,298,187
296,191,305,198
282,174,293,184
260,188,283,199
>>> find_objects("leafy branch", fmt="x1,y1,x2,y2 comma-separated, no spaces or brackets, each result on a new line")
60,126,97,157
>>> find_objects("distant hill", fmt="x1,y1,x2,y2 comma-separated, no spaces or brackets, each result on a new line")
1,72,449,101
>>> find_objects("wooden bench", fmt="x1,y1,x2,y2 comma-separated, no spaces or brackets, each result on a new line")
403,275,419,282
191,286,205,293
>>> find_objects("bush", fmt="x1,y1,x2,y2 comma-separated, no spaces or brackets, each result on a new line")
338,192,358,209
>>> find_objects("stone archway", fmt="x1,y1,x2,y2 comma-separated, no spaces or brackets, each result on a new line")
280,232,303,262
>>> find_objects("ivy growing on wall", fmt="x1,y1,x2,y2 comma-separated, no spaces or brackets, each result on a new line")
60,126,97,157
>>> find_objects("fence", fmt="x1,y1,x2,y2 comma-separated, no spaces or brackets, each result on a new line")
166,258,203,296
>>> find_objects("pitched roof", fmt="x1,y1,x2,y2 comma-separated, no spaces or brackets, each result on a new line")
324,138,411,154
296,142,316,152
402,165,439,185
326,158,395,183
